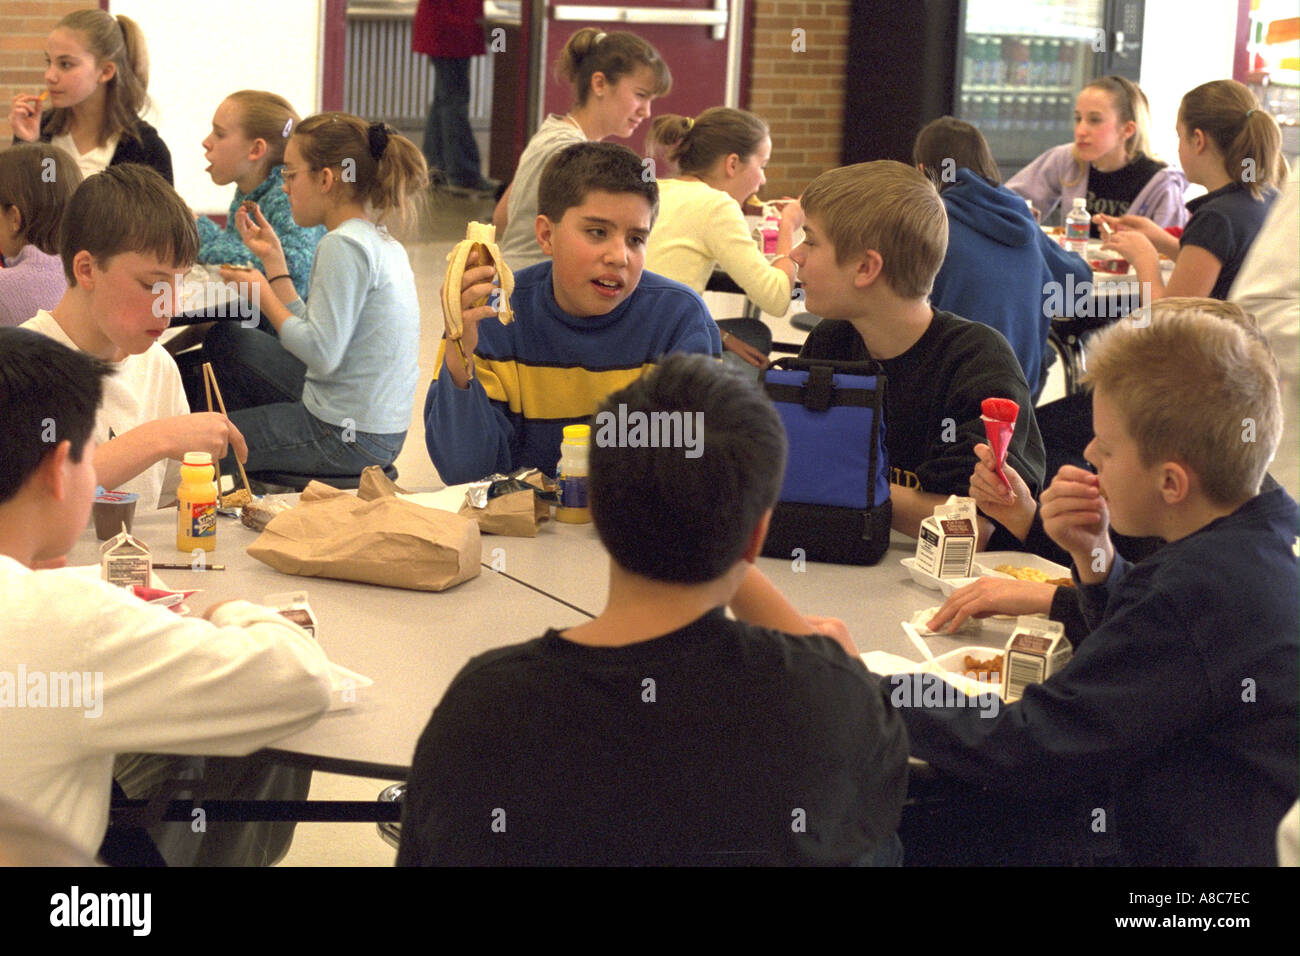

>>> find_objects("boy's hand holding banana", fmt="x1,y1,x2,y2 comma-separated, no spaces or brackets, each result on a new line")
441,222,515,385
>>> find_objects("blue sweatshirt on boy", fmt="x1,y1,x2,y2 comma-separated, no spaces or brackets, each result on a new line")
424,261,721,485
929,168,1091,394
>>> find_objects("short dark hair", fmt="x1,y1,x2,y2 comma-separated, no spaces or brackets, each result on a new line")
58,164,198,284
912,117,1002,190
588,354,787,583
0,328,112,505
537,142,658,225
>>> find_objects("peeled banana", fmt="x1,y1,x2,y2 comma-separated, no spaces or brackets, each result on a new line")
441,222,515,380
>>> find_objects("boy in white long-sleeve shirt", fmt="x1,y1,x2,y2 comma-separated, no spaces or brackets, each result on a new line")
0,327,332,861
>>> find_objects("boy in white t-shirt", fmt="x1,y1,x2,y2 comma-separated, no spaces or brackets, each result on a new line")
22,164,246,508
0,326,332,861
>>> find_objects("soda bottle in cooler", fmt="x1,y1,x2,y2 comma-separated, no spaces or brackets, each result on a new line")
1013,95,1031,159
1030,39,1047,86
992,36,1008,86
970,36,988,84
1009,37,1030,86
1030,95,1046,154
964,38,980,86
1045,38,1062,86
1058,39,1077,87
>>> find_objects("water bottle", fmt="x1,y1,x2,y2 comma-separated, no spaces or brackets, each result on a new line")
1064,197,1090,256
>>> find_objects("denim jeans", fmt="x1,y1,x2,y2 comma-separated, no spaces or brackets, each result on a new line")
204,322,406,476
422,56,483,188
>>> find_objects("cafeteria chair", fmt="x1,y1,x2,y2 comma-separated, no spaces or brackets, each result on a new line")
377,782,405,850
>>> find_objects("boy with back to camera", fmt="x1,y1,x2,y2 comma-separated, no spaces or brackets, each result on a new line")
792,160,1045,548
894,300,1299,865
0,327,332,862
21,164,245,509
400,354,909,866
424,141,720,487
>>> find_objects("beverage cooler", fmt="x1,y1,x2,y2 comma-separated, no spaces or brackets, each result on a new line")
843,0,1146,181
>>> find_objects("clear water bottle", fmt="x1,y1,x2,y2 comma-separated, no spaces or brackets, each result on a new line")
1064,197,1090,256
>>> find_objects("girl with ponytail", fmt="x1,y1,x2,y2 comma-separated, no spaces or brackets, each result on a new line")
204,112,429,476
1099,80,1287,301
8,9,173,183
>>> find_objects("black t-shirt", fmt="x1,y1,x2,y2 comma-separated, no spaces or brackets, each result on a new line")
798,311,1046,501
396,609,910,866
1181,182,1277,300
1086,153,1165,237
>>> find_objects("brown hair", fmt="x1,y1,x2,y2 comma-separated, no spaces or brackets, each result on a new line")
913,116,1001,190
291,112,429,233
1083,297,1281,505
649,108,768,176
1179,80,1287,200
0,144,82,255
58,164,197,283
554,28,671,107
800,161,948,299
1064,75,1153,186
224,90,301,170
538,141,658,224
44,10,150,147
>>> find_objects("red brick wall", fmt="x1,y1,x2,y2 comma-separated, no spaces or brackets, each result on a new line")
747,0,849,198
0,1,86,142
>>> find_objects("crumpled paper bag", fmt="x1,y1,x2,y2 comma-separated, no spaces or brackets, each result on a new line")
247,478,480,591
457,469,555,537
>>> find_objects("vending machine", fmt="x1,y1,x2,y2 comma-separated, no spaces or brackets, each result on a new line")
843,0,1146,180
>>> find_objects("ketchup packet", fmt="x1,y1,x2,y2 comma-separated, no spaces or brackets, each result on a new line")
131,585,201,613
980,398,1020,491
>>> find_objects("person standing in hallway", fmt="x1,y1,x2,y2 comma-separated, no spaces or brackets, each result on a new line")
413,0,497,195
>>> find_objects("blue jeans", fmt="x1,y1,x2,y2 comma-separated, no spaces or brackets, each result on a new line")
423,57,484,188
204,322,406,476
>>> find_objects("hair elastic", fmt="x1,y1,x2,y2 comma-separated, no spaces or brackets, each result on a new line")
1245,108,1257,119
594,31,607,43
367,122,390,160
685,117,694,131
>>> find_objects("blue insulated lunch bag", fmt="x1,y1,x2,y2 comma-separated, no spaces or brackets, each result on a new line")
760,357,892,565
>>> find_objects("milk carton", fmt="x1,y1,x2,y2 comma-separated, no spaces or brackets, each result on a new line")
1002,616,1072,702
100,528,152,589
265,590,318,639
914,496,977,580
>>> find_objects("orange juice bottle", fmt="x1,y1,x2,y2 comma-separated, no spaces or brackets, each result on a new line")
177,452,218,552
554,424,591,524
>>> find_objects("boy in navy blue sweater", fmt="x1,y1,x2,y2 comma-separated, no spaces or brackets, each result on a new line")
896,298,1299,865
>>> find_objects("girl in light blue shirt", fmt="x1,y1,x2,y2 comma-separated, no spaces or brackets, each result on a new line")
203,112,426,478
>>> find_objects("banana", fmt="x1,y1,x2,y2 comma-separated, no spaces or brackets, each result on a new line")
441,222,515,381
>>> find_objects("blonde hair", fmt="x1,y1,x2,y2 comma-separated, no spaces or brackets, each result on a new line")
800,161,948,299
44,10,150,147
1180,80,1287,200
224,90,300,170
554,28,671,107
1082,297,1281,504
291,112,428,233
1064,75,1153,187
649,108,768,175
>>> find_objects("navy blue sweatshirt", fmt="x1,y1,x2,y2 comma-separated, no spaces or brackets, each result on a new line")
929,168,1091,395
894,485,1300,865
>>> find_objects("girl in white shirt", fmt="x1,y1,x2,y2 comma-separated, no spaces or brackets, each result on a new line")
645,107,803,368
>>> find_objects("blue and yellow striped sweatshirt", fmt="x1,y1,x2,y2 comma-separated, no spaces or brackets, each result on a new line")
424,261,721,484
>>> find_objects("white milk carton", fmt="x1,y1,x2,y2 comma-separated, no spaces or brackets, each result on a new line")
99,528,152,589
914,496,977,580
1002,616,1072,702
